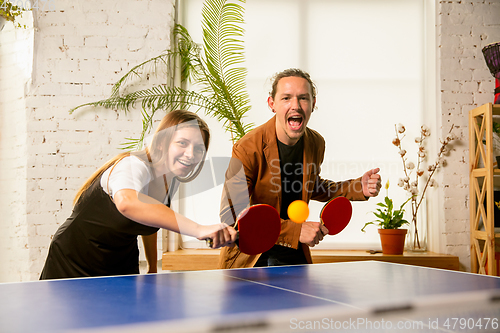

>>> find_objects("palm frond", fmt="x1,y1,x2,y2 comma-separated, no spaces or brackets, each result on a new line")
120,107,159,151
73,86,219,116
109,53,173,98
199,0,252,141
173,24,205,84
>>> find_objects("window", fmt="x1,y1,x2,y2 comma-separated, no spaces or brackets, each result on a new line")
178,0,432,249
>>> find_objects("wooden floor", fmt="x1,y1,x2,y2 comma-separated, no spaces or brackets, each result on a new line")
162,249,460,271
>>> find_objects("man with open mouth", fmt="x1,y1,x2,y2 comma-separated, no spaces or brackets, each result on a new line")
219,68,382,269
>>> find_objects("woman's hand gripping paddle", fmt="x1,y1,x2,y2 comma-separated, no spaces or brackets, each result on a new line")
320,197,352,235
206,204,281,255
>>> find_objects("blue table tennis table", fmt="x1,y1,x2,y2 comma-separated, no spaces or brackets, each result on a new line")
1,261,500,333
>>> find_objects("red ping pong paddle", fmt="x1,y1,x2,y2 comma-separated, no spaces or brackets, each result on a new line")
206,204,281,255
319,197,352,235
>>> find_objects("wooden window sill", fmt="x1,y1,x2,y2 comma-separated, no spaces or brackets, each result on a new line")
162,249,460,271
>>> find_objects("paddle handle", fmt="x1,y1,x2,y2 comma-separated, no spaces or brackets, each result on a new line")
205,231,240,249
319,218,329,235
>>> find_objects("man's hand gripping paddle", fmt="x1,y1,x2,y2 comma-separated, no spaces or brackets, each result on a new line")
206,204,281,255
319,197,353,235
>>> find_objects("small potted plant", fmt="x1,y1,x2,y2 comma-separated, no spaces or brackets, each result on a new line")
361,181,411,255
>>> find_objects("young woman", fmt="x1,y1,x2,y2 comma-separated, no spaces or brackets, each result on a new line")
40,110,237,279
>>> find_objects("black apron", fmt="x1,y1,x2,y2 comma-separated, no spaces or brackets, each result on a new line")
40,175,171,279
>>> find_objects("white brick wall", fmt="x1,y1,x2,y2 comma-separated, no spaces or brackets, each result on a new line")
0,10,34,282
1,0,173,282
438,0,500,271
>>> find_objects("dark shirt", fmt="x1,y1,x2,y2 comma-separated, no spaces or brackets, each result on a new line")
255,137,307,266
39,175,173,279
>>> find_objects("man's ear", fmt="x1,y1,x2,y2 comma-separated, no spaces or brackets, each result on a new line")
267,96,275,112
312,98,316,112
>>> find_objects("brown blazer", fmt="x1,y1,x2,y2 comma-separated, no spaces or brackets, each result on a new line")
218,116,367,269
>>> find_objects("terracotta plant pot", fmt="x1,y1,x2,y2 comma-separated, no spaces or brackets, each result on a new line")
378,229,408,255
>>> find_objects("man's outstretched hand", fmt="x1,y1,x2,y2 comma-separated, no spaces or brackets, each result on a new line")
362,168,382,198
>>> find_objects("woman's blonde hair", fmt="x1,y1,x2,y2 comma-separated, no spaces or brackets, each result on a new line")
73,110,210,205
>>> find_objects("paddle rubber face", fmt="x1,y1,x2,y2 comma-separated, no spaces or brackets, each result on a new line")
237,204,281,255
320,197,352,235
206,204,281,254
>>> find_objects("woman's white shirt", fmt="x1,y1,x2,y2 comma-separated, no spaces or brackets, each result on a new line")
101,156,167,204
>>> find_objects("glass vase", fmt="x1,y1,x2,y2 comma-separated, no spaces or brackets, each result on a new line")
407,206,427,252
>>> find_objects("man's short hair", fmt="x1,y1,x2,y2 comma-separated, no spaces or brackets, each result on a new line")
269,68,317,100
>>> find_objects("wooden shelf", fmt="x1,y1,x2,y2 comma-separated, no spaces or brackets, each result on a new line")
469,103,500,276
162,249,459,271
308,250,459,270
162,249,221,271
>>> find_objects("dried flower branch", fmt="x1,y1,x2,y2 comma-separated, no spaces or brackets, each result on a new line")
392,123,457,249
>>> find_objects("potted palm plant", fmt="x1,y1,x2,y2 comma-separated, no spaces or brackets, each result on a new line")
70,0,252,149
361,181,411,255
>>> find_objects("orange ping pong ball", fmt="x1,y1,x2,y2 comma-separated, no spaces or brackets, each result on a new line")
288,200,309,223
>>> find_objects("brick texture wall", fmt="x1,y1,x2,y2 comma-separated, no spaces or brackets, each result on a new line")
0,0,173,282
0,12,34,281
438,0,500,270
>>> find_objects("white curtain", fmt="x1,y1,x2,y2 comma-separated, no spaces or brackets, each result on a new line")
180,0,427,249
